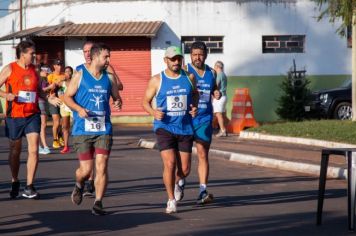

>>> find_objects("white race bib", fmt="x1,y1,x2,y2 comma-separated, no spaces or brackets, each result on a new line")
18,91,36,103
167,95,187,111
84,116,106,132
198,89,210,103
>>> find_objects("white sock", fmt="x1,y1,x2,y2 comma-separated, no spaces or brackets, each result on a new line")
199,184,207,193
178,178,185,187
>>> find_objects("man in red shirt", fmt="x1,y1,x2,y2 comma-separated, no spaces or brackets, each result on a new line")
0,40,61,199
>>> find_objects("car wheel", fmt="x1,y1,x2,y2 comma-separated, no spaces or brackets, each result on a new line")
333,102,352,120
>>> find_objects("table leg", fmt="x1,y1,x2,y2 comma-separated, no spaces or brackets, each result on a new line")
317,153,329,225
347,151,356,231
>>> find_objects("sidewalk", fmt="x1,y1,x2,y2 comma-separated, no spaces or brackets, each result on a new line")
137,128,351,179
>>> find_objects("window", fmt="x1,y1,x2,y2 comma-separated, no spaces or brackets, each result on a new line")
262,35,305,53
181,36,224,54
0,52,2,67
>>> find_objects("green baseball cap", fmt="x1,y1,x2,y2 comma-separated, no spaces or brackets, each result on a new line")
165,46,183,58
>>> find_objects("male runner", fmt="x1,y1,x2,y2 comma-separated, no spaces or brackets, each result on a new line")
176,41,219,205
0,40,61,199
142,46,198,213
76,40,123,197
64,43,121,215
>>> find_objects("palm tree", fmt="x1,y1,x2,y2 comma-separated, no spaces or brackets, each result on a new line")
317,0,356,121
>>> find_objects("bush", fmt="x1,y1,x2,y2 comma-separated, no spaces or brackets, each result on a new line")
276,68,311,121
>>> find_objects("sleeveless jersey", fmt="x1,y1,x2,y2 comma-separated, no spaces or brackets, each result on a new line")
6,62,39,118
72,67,112,135
75,63,86,72
187,63,215,126
153,70,194,135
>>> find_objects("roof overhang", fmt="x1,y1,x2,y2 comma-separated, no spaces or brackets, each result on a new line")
0,21,163,41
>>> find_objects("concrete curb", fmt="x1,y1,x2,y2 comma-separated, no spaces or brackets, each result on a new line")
240,131,356,148
137,139,347,179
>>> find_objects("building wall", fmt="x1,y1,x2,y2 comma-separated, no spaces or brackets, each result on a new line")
0,0,351,76
0,0,351,122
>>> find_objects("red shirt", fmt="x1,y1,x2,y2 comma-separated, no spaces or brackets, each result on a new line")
6,62,39,118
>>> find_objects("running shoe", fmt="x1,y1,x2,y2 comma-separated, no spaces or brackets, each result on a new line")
92,200,108,216
215,130,227,137
43,147,51,154
53,140,61,149
39,146,51,155
165,199,177,214
71,184,83,205
60,146,70,154
196,190,214,205
174,183,185,202
39,146,45,155
83,180,95,197
59,137,65,147
22,184,40,199
9,181,20,199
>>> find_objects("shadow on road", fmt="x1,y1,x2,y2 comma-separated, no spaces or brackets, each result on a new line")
0,211,177,235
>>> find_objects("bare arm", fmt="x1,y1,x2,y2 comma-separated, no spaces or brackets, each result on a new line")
187,73,198,107
107,64,123,91
0,65,15,101
108,73,122,111
142,74,164,120
188,73,199,117
64,71,88,118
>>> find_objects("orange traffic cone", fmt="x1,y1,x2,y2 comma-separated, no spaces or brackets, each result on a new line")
227,88,258,134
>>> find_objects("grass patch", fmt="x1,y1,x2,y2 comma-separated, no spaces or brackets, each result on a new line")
248,120,356,144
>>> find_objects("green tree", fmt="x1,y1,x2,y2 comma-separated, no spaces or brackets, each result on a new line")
317,0,356,121
276,70,311,121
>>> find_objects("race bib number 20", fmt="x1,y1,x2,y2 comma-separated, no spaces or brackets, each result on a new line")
84,116,106,132
167,95,187,111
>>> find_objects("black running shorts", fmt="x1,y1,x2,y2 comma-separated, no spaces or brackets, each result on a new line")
155,128,193,153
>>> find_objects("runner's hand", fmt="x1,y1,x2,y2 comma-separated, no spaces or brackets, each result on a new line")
5,93,16,101
113,98,122,111
189,104,197,117
154,108,164,120
48,96,62,107
78,107,89,118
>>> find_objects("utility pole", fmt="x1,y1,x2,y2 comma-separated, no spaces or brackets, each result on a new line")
20,0,23,31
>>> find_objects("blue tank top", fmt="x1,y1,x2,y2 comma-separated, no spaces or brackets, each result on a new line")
72,66,112,136
153,70,194,135
75,64,86,72
187,63,215,126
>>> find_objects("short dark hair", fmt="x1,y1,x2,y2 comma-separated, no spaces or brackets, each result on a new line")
64,66,73,74
90,43,111,60
190,41,207,54
16,40,35,59
83,40,94,49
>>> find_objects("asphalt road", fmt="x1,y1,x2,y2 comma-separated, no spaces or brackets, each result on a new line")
0,126,353,235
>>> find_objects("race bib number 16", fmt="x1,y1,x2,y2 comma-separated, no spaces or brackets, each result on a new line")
167,95,187,111
84,116,106,132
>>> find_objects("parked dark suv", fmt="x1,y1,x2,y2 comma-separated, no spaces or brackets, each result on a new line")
305,79,352,120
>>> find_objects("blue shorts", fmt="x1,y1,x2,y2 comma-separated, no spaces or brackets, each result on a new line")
193,122,213,145
5,113,41,140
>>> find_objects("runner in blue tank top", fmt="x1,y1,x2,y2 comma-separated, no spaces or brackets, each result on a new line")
64,43,122,216
181,41,220,206
75,41,123,198
143,46,198,214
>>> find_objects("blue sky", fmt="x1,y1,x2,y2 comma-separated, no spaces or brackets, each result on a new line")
0,0,11,18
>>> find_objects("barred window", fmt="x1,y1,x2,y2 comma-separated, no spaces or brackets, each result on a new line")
262,35,305,53
181,36,224,54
